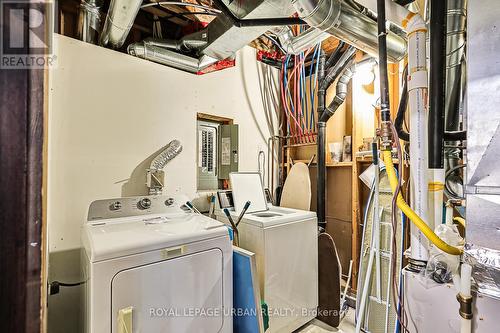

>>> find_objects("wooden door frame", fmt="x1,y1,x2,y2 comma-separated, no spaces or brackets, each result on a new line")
0,1,47,332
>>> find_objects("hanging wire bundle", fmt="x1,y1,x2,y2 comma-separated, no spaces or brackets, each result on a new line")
279,27,322,145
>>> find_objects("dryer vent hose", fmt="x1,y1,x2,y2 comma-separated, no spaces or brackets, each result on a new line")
150,140,183,170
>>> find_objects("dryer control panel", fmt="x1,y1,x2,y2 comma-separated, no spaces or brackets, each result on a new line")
87,194,191,222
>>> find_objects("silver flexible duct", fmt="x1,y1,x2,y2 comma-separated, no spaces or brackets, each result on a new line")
292,0,407,62
143,31,209,53
147,140,183,195
150,140,183,170
273,26,329,54
77,0,103,44
128,42,218,73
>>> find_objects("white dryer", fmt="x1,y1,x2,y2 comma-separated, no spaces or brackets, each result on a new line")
82,194,232,333
215,202,318,333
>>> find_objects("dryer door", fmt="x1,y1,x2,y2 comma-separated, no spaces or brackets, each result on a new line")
111,248,225,333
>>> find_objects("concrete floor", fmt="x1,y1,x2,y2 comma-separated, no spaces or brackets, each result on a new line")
296,309,356,333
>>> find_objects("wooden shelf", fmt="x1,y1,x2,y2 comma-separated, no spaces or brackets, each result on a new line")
284,142,317,148
326,162,353,167
281,161,353,167
356,156,399,164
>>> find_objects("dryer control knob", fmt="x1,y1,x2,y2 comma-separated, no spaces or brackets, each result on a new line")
109,201,122,211
138,198,152,210
165,198,175,206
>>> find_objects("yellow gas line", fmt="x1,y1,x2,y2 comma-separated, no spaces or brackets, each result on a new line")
383,150,463,255
453,217,466,228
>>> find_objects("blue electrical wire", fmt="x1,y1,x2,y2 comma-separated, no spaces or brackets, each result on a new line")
302,53,310,129
300,52,307,133
284,55,296,118
284,54,299,138
282,59,291,134
310,44,319,131
310,44,321,132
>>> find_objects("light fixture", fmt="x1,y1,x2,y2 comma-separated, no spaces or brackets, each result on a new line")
355,58,377,86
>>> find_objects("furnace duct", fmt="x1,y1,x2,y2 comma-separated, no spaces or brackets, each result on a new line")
273,26,329,55
125,0,408,73
77,0,103,44
128,0,298,72
127,43,219,73
292,0,407,62
100,0,143,48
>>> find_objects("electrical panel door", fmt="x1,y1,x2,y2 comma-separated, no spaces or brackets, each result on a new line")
219,124,239,180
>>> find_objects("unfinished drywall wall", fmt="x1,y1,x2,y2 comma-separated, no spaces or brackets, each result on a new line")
47,34,278,332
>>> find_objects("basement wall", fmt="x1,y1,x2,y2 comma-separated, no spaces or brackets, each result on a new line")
47,34,278,332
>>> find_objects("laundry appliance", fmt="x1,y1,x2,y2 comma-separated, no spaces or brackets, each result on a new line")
82,194,232,333
215,175,318,333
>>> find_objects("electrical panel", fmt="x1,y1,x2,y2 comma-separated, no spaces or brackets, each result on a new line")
197,121,219,190
197,121,239,190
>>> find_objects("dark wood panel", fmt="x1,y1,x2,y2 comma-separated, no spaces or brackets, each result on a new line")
326,167,352,221
0,2,45,331
325,217,352,276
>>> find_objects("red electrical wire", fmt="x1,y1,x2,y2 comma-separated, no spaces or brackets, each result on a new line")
283,59,303,144
286,48,314,144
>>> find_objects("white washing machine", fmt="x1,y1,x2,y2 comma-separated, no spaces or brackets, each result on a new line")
81,194,232,333
215,200,318,333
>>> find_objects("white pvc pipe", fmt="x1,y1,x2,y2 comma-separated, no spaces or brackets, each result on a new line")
460,263,472,333
360,0,431,263
407,16,430,262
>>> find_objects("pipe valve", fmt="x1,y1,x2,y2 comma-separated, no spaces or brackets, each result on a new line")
380,121,392,150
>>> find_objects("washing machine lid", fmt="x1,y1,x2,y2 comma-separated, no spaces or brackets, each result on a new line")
83,213,229,262
237,206,317,228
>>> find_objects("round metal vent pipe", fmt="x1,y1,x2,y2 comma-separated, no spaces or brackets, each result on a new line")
292,0,407,62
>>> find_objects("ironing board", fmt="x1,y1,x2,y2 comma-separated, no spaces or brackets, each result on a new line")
280,162,312,210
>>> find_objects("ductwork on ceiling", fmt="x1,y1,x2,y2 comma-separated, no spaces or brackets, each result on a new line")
273,26,329,55
128,43,219,73
128,0,297,72
77,0,103,44
95,0,409,73
292,0,407,62
100,0,143,48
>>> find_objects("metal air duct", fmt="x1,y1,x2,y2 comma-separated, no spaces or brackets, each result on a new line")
129,0,296,72
128,43,219,73
273,26,329,55
100,0,142,48
199,0,296,60
445,0,466,133
292,0,407,62
77,0,103,44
